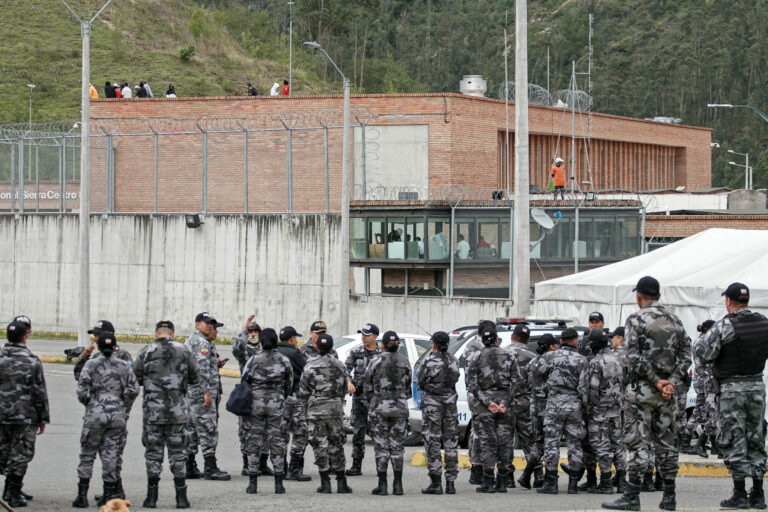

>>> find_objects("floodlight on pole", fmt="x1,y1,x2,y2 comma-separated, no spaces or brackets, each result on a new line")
708,103,768,125
61,0,115,347
304,40,351,335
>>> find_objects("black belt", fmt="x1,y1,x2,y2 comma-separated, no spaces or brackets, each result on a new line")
719,375,763,384
656,372,670,379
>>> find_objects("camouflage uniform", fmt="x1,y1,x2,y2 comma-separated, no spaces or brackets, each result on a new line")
466,344,521,474
233,330,261,460
76,353,139,482
345,344,382,461
302,342,338,362
528,354,549,465
298,353,348,472
185,330,221,459
364,351,412,473
460,337,485,467
624,301,691,478
685,333,717,438
417,350,460,481
242,349,293,475
74,347,133,479
134,337,199,479
587,346,626,475
0,343,49,478
277,341,309,462
535,345,588,473
577,334,597,480
697,309,768,479
506,342,537,467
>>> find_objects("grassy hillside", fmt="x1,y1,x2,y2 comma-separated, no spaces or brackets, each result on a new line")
0,0,325,122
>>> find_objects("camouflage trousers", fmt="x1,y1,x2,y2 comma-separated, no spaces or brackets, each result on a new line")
543,406,584,473
624,396,678,477
238,416,269,457
716,382,767,478
467,396,482,465
474,410,513,472
307,417,346,473
529,406,545,466
142,423,187,479
244,412,286,475
283,396,309,459
674,392,688,434
686,390,717,437
368,413,407,473
77,426,124,482
350,397,370,460
186,401,219,458
588,415,626,474
422,398,459,481
581,416,596,471
0,424,36,477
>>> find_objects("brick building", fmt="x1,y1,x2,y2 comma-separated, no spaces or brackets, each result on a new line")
87,92,712,214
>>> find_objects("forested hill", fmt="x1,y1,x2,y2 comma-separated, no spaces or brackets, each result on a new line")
1,0,766,188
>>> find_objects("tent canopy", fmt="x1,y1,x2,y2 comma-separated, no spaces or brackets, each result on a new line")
534,228,768,334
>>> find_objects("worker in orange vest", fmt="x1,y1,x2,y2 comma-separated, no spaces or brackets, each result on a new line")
551,157,566,200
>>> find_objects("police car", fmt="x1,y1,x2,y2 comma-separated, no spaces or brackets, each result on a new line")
410,318,588,447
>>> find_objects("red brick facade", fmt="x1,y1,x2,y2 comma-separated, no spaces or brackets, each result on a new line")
89,93,712,213
646,214,768,238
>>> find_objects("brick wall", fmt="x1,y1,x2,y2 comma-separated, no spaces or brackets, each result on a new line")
89,93,712,213
646,215,768,238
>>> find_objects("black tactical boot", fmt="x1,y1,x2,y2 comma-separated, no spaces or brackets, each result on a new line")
336,471,353,493
660,479,676,510
274,474,285,494
602,473,641,511
185,455,202,479
174,477,190,509
143,477,159,508
246,473,258,494
317,471,332,494
721,478,749,509
654,468,664,491
533,466,545,488
593,472,615,494
568,472,581,494
203,455,231,481
115,477,125,499
345,457,363,476
518,461,534,489
615,469,626,494
507,466,516,488
579,467,597,492
476,469,496,494
371,471,388,496
679,432,692,454
71,478,89,508
96,480,117,506
494,470,508,493
469,464,483,485
392,470,404,495
241,454,249,476
18,487,32,502
445,478,456,495
4,475,27,508
258,454,274,476
710,438,720,457
750,478,767,509
696,434,709,458
288,455,312,482
421,473,443,495
536,470,558,495
641,470,655,492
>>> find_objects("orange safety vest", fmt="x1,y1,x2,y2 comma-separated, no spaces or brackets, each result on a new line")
551,165,566,187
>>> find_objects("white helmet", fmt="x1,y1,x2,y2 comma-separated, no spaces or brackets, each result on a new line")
555,157,564,164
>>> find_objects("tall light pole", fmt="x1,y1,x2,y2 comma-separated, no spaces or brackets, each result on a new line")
304,41,350,335
288,1,294,95
728,149,751,190
708,103,768,125
61,0,114,346
513,0,530,315
26,84,35,131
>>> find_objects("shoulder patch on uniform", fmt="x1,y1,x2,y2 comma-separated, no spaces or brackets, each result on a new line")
201,349,209,355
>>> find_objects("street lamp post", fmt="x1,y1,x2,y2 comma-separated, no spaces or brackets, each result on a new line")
288,1,294,95
708,103,768,125
728,149,751,190
26,84,35,132
304,41,351,335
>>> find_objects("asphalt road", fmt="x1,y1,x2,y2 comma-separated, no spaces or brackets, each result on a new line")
23,363,735,511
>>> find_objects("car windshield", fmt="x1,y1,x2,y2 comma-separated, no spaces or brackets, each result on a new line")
334,336,357,349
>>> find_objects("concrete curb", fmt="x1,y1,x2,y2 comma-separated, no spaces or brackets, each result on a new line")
410,452,731,478
40,355,243,379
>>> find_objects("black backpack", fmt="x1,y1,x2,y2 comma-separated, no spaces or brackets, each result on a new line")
225,375,253,416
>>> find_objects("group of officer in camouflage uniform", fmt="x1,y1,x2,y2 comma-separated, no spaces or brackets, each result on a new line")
2,275,768,509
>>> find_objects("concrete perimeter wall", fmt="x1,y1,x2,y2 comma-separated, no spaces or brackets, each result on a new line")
0,213,514,337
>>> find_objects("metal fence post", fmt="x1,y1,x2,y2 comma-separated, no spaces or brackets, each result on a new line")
35,145,39,212
107,133,113,213
62,137,67,211
286,127,293,213
243,129,248,214
361,125,366,195
10,142,15,213
18,137,24,213
154,132,158,214
324,126,329,213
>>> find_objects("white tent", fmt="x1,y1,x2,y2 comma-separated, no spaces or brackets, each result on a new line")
534,228,768,335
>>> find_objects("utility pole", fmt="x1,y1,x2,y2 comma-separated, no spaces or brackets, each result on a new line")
288,1,294,95
61,0,114,346
513,0,530,315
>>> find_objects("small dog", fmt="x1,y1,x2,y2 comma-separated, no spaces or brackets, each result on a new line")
100,498,132,512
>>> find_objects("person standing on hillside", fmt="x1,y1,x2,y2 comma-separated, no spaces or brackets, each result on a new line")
104,81,115,98
551,157,566,200
281,80,290,96
89,83,99,99
121,83,132,99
